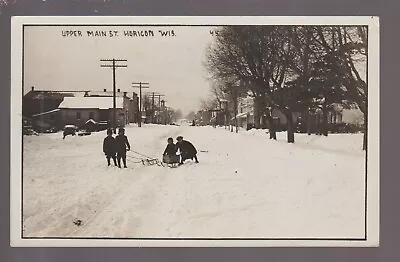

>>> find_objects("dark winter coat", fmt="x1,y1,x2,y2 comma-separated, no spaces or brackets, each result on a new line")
103,136,116,155
163,143,177,156
176,140,197,157
115,135,131,153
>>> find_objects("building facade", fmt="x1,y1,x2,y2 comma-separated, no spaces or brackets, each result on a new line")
58,96,126,128
23,87,74,117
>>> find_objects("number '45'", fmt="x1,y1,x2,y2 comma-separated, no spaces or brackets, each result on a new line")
210,30,220,36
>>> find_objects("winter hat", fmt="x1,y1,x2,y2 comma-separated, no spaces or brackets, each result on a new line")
176,136,183,141
107,128,113,135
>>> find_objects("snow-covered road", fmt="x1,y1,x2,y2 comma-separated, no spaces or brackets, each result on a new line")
22,125,366,238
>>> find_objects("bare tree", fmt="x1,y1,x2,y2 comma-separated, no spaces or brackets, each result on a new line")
313,26,367,149
206,26,287,140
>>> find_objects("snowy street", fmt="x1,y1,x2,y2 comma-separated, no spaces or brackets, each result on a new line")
22,125,366,239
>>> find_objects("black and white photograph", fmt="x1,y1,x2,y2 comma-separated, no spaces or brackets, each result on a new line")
10,16,379,247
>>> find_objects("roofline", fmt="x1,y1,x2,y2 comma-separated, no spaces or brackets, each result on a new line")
31,108,61,117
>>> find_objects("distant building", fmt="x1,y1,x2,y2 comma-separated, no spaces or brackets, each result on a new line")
58,96,127,128
23,87,74,117
195,110,212,126
128,95,139,124
88,89,139,124
23,87,140,131
235,96,254,129
235,96,304,130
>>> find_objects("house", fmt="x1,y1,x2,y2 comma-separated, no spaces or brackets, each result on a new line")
235,96,304,130
195,110,212,126
23,87,140,131
305,105,364,133
235,96,254,129
58,96,127,128
88,89,139,124
23,87,74,117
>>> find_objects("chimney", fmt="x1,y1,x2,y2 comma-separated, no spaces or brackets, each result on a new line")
123,92,127,97
103,89,107,92
117,88,121,92
31,86,34,91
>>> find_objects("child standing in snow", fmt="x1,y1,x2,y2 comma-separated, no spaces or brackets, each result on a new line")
103,128,117,167
115,127,131,168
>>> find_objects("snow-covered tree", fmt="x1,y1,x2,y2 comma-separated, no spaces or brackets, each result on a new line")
206,25,367,147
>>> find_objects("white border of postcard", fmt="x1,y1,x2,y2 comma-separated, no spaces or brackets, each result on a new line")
10,16,380,247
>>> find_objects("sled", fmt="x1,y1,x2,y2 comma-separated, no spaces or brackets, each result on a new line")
162,155,181,168
141,158,163,166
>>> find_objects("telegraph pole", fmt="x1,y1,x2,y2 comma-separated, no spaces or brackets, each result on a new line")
145,92,165,124
158,96,162,124
100,59,127,134
132,82,149,127
161,99,167,125
156,94,165,124
151,92,155,124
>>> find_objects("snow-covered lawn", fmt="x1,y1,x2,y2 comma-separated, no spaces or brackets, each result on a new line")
22,124,366,238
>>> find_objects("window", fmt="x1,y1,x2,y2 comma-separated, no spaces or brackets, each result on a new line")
337,113,342,123
89,112,94,119
76,112,81,120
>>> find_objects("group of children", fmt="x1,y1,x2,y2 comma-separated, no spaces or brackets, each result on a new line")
102,128,131,168
103,128,199,168
163,136,199,165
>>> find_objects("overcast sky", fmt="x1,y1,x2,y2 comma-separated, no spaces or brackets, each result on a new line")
24,25,367,115
24,26,217,115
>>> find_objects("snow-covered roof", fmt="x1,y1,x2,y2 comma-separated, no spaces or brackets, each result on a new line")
59,97,124,109
89,91,137,98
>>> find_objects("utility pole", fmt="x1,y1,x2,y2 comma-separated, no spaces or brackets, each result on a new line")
145,92,165,124
152,92,155,123
158,96,161,124
161,99,167,125
155,94,165,124
132,82,149,127
100,59,127,133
